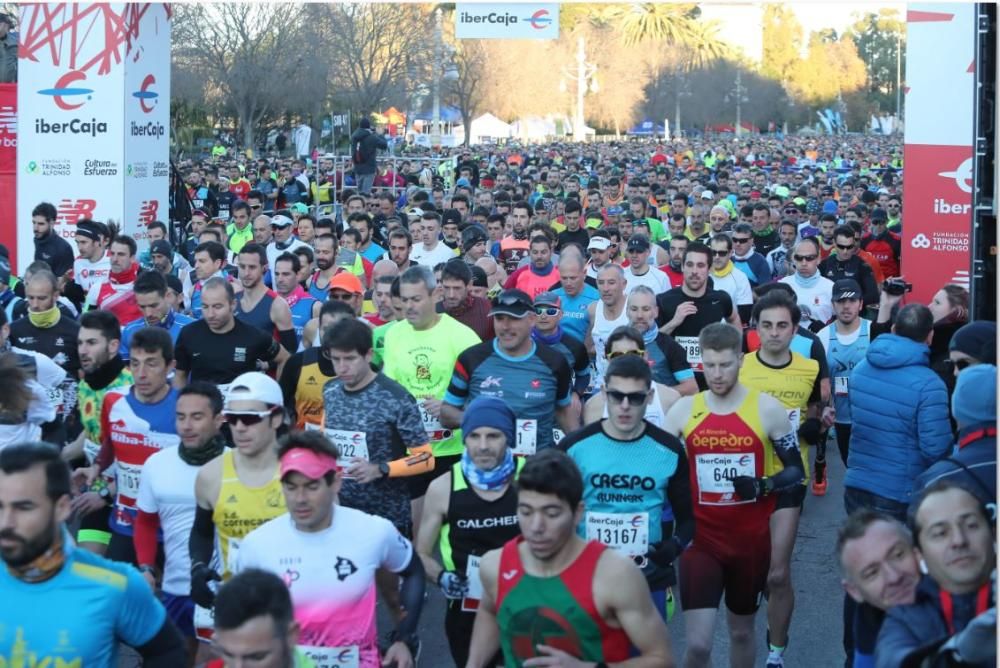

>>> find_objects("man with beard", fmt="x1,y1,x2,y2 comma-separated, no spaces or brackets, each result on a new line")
349,212,386,264
658,234,687,288
438,259,493,340
233,243,296,353
272,253,320,344
766,220,799,281
32,201,74,278
120,270,195,362
65,219,111,310
498,201,532,274
86,235,143,325
0,441,187,666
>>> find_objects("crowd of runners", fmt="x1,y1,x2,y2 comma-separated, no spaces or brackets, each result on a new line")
0,133,994,668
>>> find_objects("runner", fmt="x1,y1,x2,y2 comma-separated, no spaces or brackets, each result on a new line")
65,218,111,309
547,247,599,343
273,252,321,342
663,322,805,668
236,430,426,668
497,201,532,274
738,290,823,667
135,381,228,662
780,238,834,331
0,441,187,666
587,264,630,383
442,289,577,454
415,397,524,668
381,266,480,524
561,354,693,624
85,234,142,325
623,234,670,295
656,242,740,389
234,243,296,352
466,449,674,667
626,285,698,394
188,372,288,616
208,569,320,668
188,241,233,319
583,326,683,429
174,277,289,389
121,270,195,361
531,291,591,404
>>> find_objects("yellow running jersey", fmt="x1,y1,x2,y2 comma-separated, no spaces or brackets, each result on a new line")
212,450,286,578
739,351,820,479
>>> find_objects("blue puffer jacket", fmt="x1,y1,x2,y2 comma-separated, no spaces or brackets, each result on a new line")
845,333,952,503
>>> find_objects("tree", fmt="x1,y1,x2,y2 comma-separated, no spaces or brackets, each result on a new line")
846,9,905,113
447,41,489,146
313,4,433,115
761,4,803,84
171,4,312,151
608,3,700,47
787,34,867,109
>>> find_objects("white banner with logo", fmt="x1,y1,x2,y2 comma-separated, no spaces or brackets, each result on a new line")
16,3,170,270
455,3,559,40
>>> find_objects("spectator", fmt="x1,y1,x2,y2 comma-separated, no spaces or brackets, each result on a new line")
0,14,15,83
947,320,997,371
350,118,388,195
926,284,971,392
914,363,996,506
877,481,996,668
845,304,952,521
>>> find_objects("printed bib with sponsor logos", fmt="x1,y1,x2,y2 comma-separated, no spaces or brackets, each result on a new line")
695,453,756,506
83,439,101,465
834,376,849,396
513,419,537,456
193,605,215,643
552,428,565,445
225,538,242,576
787,408,801,434
676,336,703,372
115,461,143,507
301,645,360,668
419,404,452,442
323,429,370,466
462,555,483,612
585,512,649,555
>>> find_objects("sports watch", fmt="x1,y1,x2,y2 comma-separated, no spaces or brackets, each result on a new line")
378,462,390,478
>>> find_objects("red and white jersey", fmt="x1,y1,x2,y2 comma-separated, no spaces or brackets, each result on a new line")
87,279,142,325
100,388,180,534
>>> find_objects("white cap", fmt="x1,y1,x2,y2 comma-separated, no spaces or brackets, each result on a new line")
271,214,294,228
225,372,284,408
700,189,714,200
587,236,611,251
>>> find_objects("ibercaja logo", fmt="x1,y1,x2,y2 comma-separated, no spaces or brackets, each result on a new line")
36,70,108,136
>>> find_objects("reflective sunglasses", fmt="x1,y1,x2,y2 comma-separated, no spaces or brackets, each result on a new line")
793,254,818,262
223,409,277,426
607,349,644,360
534,307,560,316
732,236,752,244
606,389,650,406
495,292,532,308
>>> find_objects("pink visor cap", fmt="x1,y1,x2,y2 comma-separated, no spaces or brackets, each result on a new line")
279,447,338,480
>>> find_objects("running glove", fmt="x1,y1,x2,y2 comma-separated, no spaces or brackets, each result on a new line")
190,562,221,609
731,475,773,500
798,417,824,446
437,570,469,600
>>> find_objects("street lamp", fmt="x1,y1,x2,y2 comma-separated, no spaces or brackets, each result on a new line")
673,68,693,139
724,69,749,136
560,37,598,142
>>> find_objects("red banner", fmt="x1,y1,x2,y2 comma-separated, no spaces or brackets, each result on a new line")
0,82,14,271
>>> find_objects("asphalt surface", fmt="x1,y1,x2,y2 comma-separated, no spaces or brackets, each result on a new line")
121,436,851,667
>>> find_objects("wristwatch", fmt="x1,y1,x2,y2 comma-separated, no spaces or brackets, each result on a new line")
378,462,390,478
98,486,113,506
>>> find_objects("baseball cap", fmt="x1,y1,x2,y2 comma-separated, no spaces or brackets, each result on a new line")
290,203,309,215
456,177,472,188
442,209,462,227
225,372,283,408
271,214,294,228
280,447,338,481
461,225,489,251
700,190,714,200
587,236,611,251
626,235,651,252
329,271,363,295
870,208,888,223
822,201,839,215
150,239,173,258
534,291,561,309
489,289,533,318
585,217,604,230
774,186,790,199
749,190,761,200
832,279,863,301
821,185,836,196
406,207,423,220
470,264,488,288
606,206,623,216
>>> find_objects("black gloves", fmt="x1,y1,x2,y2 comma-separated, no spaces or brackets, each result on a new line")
798,417,824,446
731,475,773,500
190,562,221,609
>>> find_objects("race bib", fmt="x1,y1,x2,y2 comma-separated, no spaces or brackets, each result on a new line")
83,439,101,465
585,512,649,556
552,428,565,445
787,408,801,434
695,453,756,506
676,336,703,372
462,555,483,612
225,538,241,576
834,376,849,396
115,461,142,505
419,404,452,442
193,605,214,643
301,645,360,668
513,419,537,456
324,429,370,466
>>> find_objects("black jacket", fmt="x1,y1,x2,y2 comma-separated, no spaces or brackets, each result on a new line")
350,128,388,175
34,231,75,277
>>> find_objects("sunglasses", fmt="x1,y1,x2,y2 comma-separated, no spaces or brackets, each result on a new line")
495,293,531,308
606,389,650,406
732,237,752,244
835,243,855,251
329,290,355,301
607,349,644,360
250,204,262,210
713,250,731,257
534,307,560,316
793,254,818,262
223,409,276,426
944,358,974,373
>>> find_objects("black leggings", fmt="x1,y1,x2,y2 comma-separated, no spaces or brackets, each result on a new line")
445,602,502,668
835,423,852,466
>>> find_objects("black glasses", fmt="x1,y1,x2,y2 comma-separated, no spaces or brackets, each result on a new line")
793,254,818,262
713,250,731,257
835,243,855,251
534,307,560,316
944,358,974,373
329,291,355,301
783,209,799,215
732,237,752,244
250,204,262,210
606,389,650,406
223,409,276,426
608,349,644,360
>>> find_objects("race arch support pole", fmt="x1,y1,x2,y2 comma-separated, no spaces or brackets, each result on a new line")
970,2,996,321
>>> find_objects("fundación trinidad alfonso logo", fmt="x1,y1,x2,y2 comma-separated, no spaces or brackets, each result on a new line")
132,74,159,113
38,71,93,110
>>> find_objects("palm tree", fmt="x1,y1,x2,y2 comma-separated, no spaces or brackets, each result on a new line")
609,3,700,47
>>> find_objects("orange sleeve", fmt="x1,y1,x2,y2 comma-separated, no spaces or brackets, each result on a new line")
387,443,435,478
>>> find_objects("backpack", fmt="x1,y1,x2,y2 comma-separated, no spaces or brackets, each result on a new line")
353,130,369,164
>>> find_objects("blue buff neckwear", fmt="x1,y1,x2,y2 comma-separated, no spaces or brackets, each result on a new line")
531,326,562,346
460,448,516,491
530,262,555,277
792,270,821,289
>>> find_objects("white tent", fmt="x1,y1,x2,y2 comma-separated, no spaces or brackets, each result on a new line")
452,113,513,144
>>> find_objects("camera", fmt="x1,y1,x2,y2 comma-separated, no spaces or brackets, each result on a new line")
882,277,913,296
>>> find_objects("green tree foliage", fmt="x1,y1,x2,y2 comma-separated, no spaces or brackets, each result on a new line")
761,5,803,83
846,9,906,113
